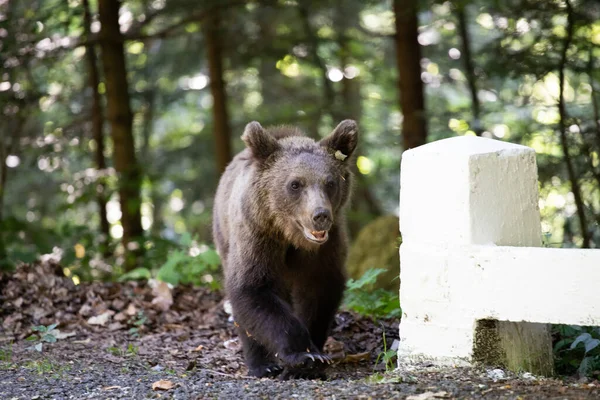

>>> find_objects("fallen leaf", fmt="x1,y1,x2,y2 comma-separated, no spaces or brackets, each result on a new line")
78,304,93,316
223,338,240,351
150,279,173,311
407,391,450,400
125,303,137,316
73,338,91,344
102,386,121,391
113,312,128,322
51,330,76,340
108,322,124,331
87,310,115,326
192,344,204,352
343,352,371,363
152,380,175,391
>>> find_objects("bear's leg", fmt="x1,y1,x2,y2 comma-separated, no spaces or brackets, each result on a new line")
237,327,283,378
294,263,346,350
280,263,345,380
228,282,332,373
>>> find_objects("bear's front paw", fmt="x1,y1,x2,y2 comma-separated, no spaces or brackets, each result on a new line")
248,364,283,378
278,366,327,381
277,351,333,368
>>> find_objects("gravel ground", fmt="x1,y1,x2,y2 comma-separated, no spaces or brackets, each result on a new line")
2,262,600,399
2,349,600,400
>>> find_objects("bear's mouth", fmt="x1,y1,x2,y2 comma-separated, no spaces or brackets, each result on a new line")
297,222,329,244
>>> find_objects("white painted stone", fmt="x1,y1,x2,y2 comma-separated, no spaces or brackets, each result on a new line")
400,136,541,247
398,136,600,363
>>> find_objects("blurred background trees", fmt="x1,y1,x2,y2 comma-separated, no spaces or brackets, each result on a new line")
1,0,599,278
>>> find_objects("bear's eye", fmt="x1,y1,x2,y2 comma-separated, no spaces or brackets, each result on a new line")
326,180,336,189
290,181,301,191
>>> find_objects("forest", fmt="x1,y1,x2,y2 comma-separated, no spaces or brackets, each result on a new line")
1,0,600,395
1,0,599,277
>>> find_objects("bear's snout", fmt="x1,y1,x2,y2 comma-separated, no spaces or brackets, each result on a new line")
312,207,332,231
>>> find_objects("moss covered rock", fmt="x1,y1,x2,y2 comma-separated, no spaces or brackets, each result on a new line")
347,215,401,291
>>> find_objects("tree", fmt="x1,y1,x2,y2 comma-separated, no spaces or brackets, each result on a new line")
83,0,110,251
394,0,427,150
204,9,232,176
98,0,144,269
455,2,483,136
557,0,589,248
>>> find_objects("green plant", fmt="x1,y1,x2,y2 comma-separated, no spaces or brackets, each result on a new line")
127,343,139,356
24,359,57,375
374,329,397,372
553,325,600,377
107,343,140,357
26,324,59,352
0,343,13,362
119,233,221,289
343,268,401,319
128,311,147,336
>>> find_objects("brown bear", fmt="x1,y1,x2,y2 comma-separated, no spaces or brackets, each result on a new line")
212,119,358,380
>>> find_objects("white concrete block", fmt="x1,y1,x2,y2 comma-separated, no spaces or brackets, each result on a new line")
398,136,600,369
400,136,541,247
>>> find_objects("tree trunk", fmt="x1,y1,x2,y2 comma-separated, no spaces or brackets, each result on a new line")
83,0,110,253
456,4,483,136
558,0,590,248
338,20,383,237
0,132,8,264
298,3,341,127
588,47,600,153
204,10,232,176
141,87,164,236
0,119,22,266
394,0,427,150
98,0,144,269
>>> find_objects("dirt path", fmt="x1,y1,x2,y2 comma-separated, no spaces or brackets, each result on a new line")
1,262,599,399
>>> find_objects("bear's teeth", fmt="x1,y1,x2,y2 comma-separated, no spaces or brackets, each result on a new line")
311,231,326,239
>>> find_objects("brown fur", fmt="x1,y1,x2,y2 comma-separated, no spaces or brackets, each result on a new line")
212,120,358,379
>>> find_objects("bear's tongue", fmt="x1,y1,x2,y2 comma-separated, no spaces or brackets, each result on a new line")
311,231,326,240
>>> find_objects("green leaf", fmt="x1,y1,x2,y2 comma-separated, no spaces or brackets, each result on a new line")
32,325,47,333
180,232,193,247
42,334,57,343
346,269,386,291
26,335,38,341
585,338,600,354
571,333,591,350
157,251,186,285
47,323,58,332
198,248,221,268
34,343,43,352
118,267,152,282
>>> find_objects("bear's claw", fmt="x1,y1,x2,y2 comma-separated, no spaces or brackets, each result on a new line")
248,364,283,378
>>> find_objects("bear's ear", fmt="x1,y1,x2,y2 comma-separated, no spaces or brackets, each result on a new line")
242,121,280,160
319,119,358,161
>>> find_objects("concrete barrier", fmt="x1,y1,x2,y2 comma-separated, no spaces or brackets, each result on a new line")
398,136,600,375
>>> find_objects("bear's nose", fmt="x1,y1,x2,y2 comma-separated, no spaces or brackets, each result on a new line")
312,208,332,226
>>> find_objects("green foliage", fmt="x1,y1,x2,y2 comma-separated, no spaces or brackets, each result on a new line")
119,233,221,289
554,325,600,377
127,311,148,337
24,358,70,376
374,329,397,372
25,323,59,352
107,343,139,357
343,269,402,319
0,343,12,363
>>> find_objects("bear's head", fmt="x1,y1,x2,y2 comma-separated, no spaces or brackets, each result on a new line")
242,120,358,250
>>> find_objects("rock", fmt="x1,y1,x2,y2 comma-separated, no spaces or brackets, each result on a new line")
346,215,401,291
